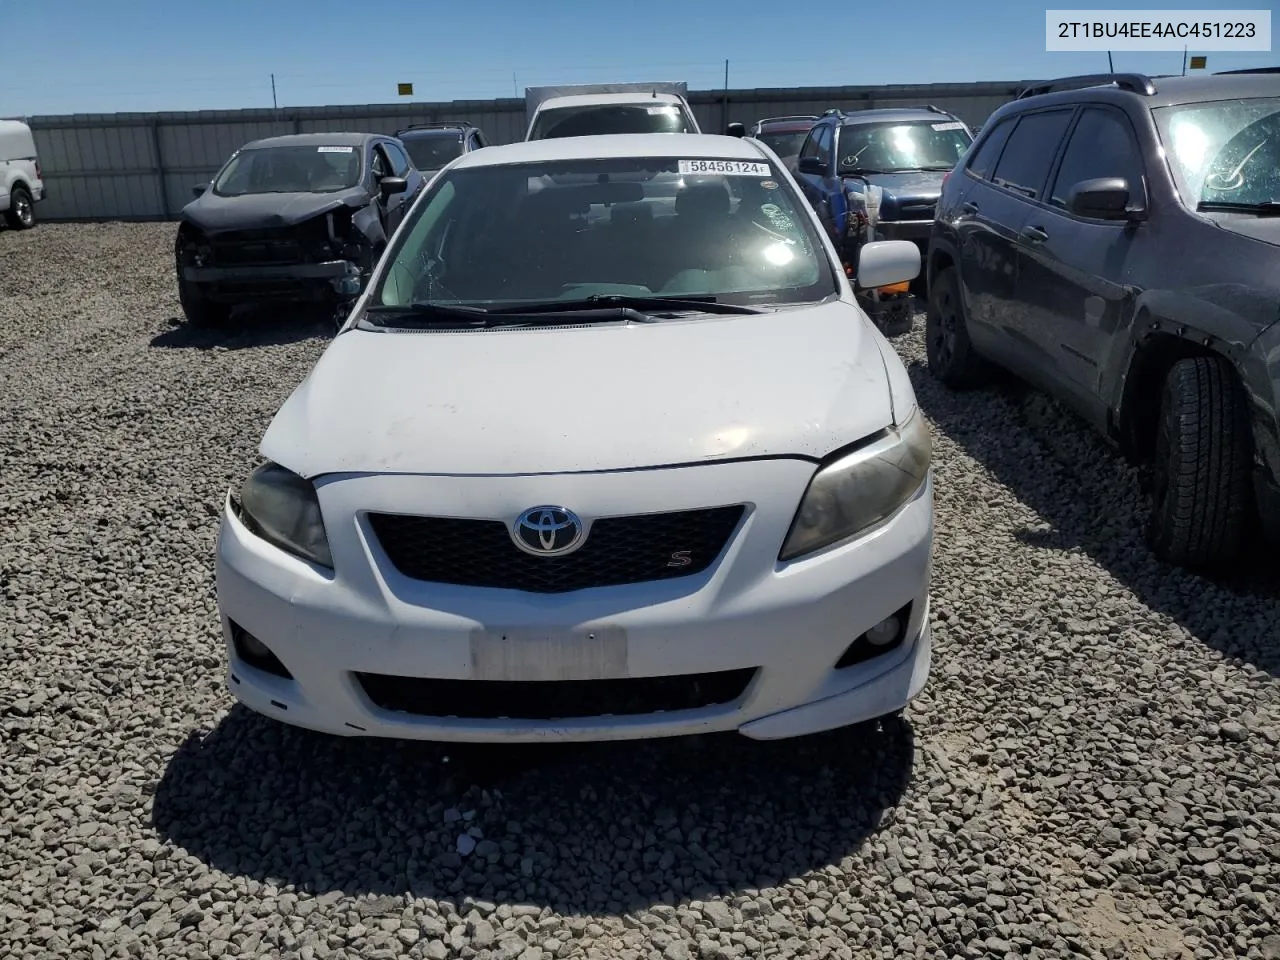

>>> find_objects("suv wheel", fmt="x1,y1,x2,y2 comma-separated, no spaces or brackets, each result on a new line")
4,186,36,230
178,277,232,328
925,266,989,388
1147,356,1253,569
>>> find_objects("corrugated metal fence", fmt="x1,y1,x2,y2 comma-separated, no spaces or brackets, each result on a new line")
18,80,1025,221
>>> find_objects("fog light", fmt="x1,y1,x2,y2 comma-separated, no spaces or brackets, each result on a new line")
230,622,293,679
834,603,913,669
865,615,902,646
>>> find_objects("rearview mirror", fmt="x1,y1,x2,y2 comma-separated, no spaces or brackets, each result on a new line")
379,176,408,200
797,156,825,176
857,240,921,289
726,122,746,138
192,182,210,198
1067,177,1132,219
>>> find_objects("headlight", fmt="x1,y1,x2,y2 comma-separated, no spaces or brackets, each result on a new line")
234,462,333,568
779,408,931,561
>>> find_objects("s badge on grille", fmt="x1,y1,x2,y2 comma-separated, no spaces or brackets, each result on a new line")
511,506,586,557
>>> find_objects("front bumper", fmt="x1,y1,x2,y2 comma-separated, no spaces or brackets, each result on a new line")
214,460,935,743
182,260,361,302
875,220,934,242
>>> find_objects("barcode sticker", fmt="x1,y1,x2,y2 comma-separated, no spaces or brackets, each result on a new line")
647,105,677,114
678,159,771,176
931,121,965,131
317,146,355,153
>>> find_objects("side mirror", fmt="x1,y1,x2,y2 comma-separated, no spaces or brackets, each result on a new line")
1067,177,1133,219
379,176,408,200
797,156,826,176
856,240,921,289
192,182,210,198
726,122,746,138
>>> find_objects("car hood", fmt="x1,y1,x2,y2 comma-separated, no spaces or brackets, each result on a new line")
181,187,368,233
1204,213,1280,248
843,170,945,200
260,300,895,478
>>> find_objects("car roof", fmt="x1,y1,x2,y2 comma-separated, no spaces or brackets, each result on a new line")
537,92,687,111
836,108,958,126
241,132,375,150
756,119,818,132
398,127,467,139
452,133,770,169
1010,71,1280,110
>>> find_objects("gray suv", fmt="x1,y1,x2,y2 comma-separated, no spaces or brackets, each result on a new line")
925,70,1280,570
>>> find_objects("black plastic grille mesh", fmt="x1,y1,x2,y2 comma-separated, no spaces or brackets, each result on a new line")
357,669,758,719
367,505,745,593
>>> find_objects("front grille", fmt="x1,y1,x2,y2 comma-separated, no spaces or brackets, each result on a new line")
367,505,745,593
897,202,937,221
210,228,304,266
356,668,758,719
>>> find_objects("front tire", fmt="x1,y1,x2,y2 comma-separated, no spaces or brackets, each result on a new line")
178,276,232,328
1146,356,1253,569
4,186,35,229
925,266,990,388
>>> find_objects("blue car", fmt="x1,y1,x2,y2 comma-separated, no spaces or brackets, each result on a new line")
791,106,975,324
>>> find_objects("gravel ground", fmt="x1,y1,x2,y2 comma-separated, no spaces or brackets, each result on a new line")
1,222,1278,960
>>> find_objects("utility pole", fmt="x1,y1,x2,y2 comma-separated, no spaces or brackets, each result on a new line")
1182,46,1188,75
722,59,729,133
271,73,278,110
512,72,518,97
1106,51,1114,72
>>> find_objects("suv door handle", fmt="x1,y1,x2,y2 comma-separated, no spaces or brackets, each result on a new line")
1021,224,1049,242
961,200,979,214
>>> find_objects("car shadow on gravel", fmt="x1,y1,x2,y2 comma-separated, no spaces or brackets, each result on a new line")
151,706,914,914
907,357,1280,676
149,307,335,351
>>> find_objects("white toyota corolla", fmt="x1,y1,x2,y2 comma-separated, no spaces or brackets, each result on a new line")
214,132,934,743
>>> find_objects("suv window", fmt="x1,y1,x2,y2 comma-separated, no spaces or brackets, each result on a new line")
799,126,823,162
383,141,411,177
966,117,1017,180
813,124,833,170
1152,96,1280,210
372,145,390,180
1049,108,1145,210
990,109,1074,200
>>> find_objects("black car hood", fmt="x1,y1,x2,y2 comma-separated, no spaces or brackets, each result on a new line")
181,187,368,233
841,169,946,200
1205,213,1280,249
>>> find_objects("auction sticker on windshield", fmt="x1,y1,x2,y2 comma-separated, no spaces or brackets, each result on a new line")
931,122,965,131
679,160,771,176
318,146,355,153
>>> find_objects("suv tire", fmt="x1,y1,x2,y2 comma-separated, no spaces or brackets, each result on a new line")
1147,356,1252,569
925,266,990,388
4,186,36,230
178,277,232,329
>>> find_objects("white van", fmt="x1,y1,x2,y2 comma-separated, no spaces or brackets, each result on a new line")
0,120,45,229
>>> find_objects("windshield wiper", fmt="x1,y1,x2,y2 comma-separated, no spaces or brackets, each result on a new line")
363,300,661,328
482,294,765,316
1196,200,1280,216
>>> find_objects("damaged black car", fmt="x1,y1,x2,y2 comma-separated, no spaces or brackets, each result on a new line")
175,132,425,327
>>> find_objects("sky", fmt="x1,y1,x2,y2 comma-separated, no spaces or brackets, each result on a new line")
1,0,1275,117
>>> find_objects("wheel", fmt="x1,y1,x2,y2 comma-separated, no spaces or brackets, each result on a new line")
178,276,232,328
1146,356,1253,569
4,186,35,230
925,266,990,388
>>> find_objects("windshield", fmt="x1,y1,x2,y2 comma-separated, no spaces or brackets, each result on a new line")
402,135,464,171
1153,97,1280,210
837,121,971,173
758,130,812,161
529,103,693,140
212,144,362,196
373,156,836,310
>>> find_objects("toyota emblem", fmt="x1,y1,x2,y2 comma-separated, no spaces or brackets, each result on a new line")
511,506,586,557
